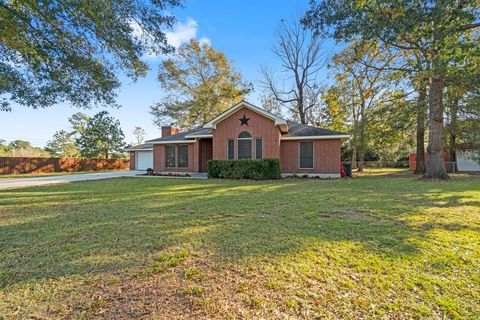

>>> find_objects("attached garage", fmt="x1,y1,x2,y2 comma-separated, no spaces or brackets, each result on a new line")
126,143,153,171
135,150,153,170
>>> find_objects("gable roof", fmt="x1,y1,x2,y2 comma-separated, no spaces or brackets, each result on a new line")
203,101,289,133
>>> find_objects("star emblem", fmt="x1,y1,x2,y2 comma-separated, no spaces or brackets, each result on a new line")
239,114,250,126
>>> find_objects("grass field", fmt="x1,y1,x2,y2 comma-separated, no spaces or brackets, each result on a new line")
1,171,479,319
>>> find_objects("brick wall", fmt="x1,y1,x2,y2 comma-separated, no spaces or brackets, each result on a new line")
280,139,341,174
212,107,281,160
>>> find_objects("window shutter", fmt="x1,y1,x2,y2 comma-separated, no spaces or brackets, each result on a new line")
255,139,262,159
227,140,234,160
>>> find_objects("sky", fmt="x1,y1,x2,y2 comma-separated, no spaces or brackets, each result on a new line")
0,0,336,147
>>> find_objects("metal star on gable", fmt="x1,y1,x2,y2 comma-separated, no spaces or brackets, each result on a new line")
239,114,250,126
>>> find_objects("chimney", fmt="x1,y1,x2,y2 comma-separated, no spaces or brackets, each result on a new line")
161,125,181,137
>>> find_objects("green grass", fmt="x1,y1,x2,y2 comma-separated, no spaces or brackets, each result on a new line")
0,171,479,319
0,170,127,179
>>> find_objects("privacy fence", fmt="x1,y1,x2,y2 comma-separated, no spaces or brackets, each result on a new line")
0,157,129,175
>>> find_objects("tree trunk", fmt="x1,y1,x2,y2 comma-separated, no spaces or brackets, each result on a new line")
105,150,109,159
425,77,449,179
415,86,427,174
449,96,459,173
351,146,357,169
356,102,366,172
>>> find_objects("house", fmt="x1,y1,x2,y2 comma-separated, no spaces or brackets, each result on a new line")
127,101,350,177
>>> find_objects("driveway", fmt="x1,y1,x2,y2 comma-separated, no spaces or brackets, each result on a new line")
0,171,141,190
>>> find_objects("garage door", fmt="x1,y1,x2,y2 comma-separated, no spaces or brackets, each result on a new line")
136,151,153,170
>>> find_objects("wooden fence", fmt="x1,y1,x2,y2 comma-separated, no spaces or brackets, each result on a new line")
0,157,130,175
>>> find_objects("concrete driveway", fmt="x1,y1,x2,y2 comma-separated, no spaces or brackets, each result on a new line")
0,171,141,190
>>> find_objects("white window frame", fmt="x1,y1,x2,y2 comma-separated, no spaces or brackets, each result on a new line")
299,141,315,169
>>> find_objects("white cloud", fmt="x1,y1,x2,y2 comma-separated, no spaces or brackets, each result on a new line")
165,18,200,48
131,18,211,59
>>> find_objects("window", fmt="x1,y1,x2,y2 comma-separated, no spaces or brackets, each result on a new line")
255,138,263,159
165,145,176,168
227,139,234,160
299,141,314,169
237,132,252,159
178,144,189,167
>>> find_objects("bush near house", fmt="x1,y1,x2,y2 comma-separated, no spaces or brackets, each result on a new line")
207,159,281,180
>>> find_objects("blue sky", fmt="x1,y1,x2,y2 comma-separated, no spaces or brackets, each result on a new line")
1,0,334,147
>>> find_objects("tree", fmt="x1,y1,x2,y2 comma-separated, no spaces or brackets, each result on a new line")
68,113,90,137
133,126,146,144
1,139,50,157
303,0,480,179
45,130,79,157
150,39,251,129
76,111,125,159
0,0,181,111
261,18,325,124
329,41,404,171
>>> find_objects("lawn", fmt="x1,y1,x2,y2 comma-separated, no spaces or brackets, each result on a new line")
0,172,479,319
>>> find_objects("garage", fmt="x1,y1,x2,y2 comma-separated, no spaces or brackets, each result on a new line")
135,150,153,170
126,143,154,171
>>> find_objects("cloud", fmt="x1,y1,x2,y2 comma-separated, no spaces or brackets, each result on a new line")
165,18,200,48
131,18,210,59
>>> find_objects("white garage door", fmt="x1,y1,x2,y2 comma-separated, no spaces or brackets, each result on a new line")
136,151,153,170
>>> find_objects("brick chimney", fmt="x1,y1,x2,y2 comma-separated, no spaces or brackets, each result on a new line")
161,125,181,137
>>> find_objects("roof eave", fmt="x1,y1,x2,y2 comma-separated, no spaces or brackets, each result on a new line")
281,135,351,140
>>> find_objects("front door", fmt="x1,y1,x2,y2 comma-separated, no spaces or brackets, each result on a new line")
199,139,213,172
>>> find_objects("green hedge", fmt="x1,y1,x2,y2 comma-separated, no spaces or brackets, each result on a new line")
207,159,281,180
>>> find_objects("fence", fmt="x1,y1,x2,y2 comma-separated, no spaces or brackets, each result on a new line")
0,157,130,175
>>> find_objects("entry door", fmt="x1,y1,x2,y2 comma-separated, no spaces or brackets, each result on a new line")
200,139,213,172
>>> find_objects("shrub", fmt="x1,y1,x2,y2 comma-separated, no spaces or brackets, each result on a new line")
207,159,281,180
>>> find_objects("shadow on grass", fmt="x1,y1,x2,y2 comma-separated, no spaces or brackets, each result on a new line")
0,175,479,287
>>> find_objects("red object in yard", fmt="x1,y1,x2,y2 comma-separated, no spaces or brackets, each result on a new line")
340,162,346,177
408,152,450,171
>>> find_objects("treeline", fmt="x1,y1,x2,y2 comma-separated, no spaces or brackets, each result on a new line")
1,111,127,159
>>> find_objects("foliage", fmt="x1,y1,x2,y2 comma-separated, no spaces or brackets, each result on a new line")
303,0,480,179
208,159,281,180
45,130,79,157
0,173,479,318
76,111,126,159
261,17,325,124
324,40,409,168
0,139,50,157
68,112,90,137
133,126,146,145
0,0,181,111
150,39,252,129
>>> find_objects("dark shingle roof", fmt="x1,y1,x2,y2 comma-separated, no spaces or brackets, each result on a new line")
125,143,153,151
145,127,212,143
282,121,346,137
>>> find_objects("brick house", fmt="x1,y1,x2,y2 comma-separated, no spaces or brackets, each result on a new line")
127,101,349,177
